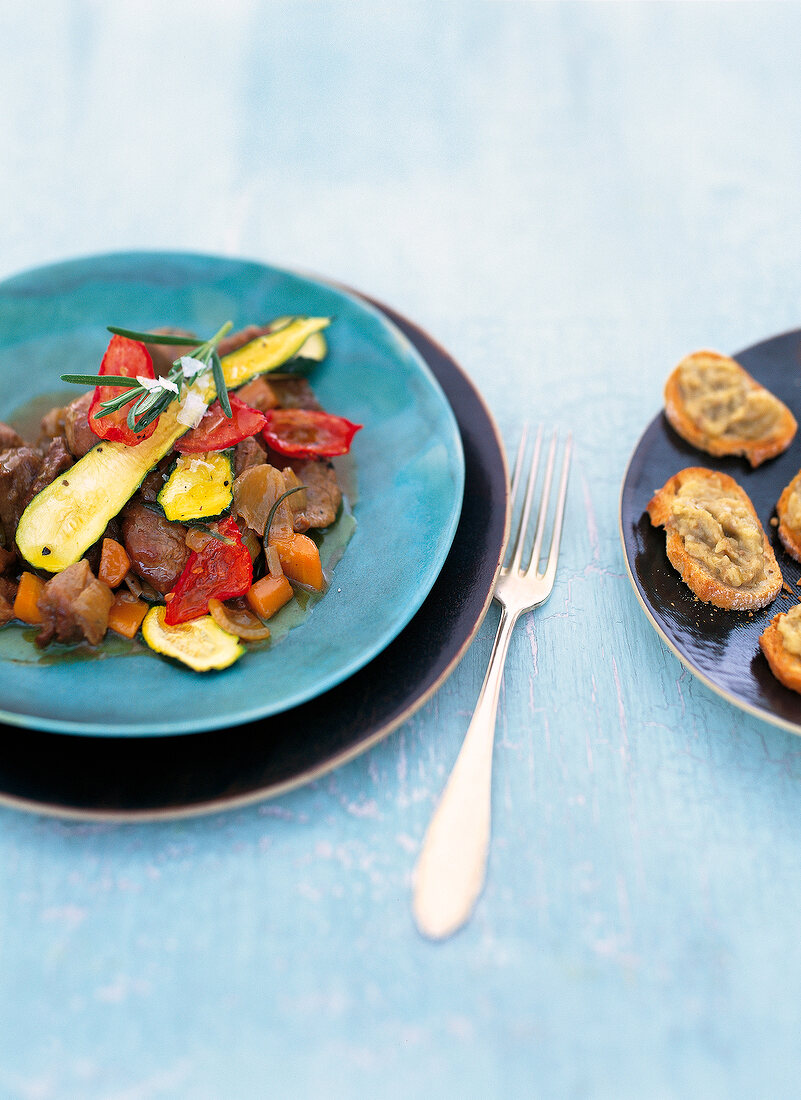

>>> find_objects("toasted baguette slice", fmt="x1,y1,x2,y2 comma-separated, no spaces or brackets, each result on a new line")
776,469,801,562
760,604,801,693
664,350,796,467
647,467,782,610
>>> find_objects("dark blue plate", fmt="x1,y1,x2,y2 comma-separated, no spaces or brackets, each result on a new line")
0,288,508,817
620,329,801,733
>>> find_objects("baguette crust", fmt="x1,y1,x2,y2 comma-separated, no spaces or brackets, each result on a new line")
760,606,801,694
647,467,782,610
664,350,796,467
776,470,801,563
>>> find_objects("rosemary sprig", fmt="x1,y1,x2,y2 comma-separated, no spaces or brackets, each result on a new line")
60,320,236,433
126,387,168,433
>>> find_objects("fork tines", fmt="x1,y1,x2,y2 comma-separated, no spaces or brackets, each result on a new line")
503,425,572,579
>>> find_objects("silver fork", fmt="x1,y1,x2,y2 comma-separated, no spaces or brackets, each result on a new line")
412,426,572,939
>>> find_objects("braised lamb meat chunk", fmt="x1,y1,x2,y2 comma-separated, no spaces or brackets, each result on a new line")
268,378,322,411
0,447,45,546
234,376,278,413
139,456,173,503
0,437,74,546
28,438,73,500
289,459,342,532
121,499,190,593
0,576,16,624
233,436,267,477
64,391,96,458
38,405,66,446
139,468,164,504
36,559,113,648
0,423,24,451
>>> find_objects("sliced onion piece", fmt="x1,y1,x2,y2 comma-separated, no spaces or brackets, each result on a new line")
207,597,271,641
240,527,262,563
232,464,294,538
265,545,283,579
281,467,307,510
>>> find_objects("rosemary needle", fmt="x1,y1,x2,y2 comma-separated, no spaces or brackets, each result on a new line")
211,351,232,418
60,374,140,387
106,326,201,346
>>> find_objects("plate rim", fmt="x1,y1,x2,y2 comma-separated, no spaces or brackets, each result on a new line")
619,327,801,737
0,250,466,735
0,290,509,820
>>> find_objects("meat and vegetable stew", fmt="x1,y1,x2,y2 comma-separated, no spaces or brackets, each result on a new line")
0,316,361,671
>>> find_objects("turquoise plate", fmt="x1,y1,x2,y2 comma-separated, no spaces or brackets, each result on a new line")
0,252,464,735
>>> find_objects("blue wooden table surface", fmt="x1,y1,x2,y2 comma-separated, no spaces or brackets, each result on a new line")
2,3,801,1097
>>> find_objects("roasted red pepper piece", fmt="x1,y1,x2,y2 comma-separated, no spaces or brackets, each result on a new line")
164,516,253,625
88,334,157,445
175,393,268,453
262,409,362,459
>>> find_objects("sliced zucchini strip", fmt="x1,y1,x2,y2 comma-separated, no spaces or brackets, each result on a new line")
295,329,327,363
15,385,211,573
158,451,233,523
221,317,330,389
268,316,328,365
141,605,244,671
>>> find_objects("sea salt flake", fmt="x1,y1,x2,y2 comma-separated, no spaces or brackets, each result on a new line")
179,356,206,379
136,375,179,395
177,390,209,428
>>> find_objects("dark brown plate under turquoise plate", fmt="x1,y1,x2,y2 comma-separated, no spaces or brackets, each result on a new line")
621,328,801,734
0,294,508,818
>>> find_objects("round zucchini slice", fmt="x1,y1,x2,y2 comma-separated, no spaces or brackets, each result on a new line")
157,451,234,523
141,605,244,671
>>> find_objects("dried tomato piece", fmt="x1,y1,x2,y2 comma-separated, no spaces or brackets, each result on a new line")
262,409,362,459
175,393,268,453
164,516,253,625
88,334,157,445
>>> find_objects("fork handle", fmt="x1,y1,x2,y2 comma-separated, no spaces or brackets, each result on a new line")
413,604,519,939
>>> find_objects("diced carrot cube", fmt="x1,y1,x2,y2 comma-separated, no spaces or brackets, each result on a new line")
107,592,148,638
247,573,294,620
98,537,131,588
13,572,46,624
269,533,324,591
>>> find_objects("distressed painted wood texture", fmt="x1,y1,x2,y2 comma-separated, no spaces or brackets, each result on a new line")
2,3,801,1097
